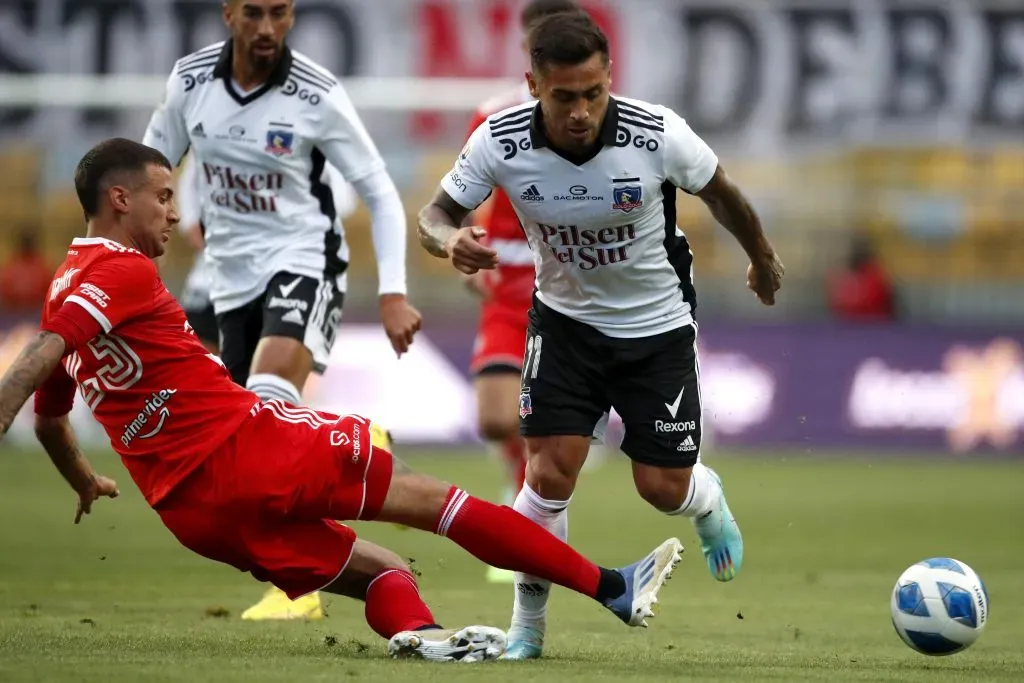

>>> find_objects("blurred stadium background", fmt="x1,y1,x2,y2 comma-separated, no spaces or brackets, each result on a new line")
0,0,1020,455
0,2,1023,679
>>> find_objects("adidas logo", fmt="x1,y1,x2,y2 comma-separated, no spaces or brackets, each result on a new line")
520,184,544,201
191,122,205,137
677,435,697,452
281,308,305,325
517,582,547,597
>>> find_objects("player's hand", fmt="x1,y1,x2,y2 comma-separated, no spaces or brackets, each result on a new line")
461,271,493,301
75,474,119,524
444,226,499,275
380,294,422,358
746,252,785,306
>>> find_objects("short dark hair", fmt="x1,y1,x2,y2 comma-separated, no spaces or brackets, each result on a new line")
530,10,609,73
521,0,580,30
74,138,172,218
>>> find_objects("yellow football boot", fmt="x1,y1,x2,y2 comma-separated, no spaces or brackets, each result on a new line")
241,586,324,621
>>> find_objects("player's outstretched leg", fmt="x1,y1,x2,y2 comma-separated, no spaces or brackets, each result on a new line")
372,456,684,630
692,466,743,581
320,540,507,662
636,461,743,582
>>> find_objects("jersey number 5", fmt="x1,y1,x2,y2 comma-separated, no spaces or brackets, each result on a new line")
66,335,144,410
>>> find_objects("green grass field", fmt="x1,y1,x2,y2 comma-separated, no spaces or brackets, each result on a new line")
0,447,1022,682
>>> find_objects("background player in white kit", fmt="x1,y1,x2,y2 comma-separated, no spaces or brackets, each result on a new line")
461,0,582,586
142,0,421,620
173,152,359,355
418,11,784,659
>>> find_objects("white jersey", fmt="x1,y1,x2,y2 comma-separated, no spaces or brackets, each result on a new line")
172,150,359,312
143,40,395,314
441,96,718,338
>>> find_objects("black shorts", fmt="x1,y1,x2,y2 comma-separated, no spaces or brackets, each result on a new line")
519,298,703,468
184,302,219,348
216,272,344,386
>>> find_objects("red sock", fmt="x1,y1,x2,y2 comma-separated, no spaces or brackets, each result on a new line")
364,569,438,639
435,487,601,599
502,437,527,491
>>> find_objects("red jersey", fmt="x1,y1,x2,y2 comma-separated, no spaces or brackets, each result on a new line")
467,83,536,308
35,237,257,505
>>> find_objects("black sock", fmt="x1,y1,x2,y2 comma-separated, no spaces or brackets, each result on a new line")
594,567,626,603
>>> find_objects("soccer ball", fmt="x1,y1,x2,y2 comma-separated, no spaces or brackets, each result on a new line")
890,557,989,656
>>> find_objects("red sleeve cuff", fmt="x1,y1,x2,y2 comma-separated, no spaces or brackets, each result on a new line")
34,361,77,417
34,385,75,417
41,300,104,354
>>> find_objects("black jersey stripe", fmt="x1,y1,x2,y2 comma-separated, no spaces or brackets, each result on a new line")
490,104,536,125
619,117,664,133
489,119,532,135
290,71,333,94
490,112,531,128
489,124,531,137
617,100,664,122
177,44,224,70
291,58,337,88
177,57,218,75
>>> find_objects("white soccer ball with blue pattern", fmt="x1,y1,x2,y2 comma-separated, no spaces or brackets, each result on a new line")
890,557,989,656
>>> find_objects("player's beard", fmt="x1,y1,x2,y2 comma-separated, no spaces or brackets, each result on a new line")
249,44,279,73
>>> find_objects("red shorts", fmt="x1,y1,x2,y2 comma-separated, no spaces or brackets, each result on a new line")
470,301,530,375
153,402,393,599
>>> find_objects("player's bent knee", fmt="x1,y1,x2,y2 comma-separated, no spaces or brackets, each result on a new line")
322,540,409,600
523,436,590,500
634,465,694,513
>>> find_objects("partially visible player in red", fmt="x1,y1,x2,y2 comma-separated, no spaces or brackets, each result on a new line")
0,137,681,661
463,0,583,584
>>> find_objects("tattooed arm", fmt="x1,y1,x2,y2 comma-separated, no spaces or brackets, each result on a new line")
417,188,474,257
0,331,66,437
0,331,118,522
417,188,499,274
36,415,94,492
695,167,784,306
35,414,118,523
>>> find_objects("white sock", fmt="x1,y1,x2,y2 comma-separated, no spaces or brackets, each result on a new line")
510,484,570,636
246,373,302,405
667,462,721,518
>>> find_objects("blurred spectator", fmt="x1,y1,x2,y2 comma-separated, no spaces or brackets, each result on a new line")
0,229,53,313
827,234,897,321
